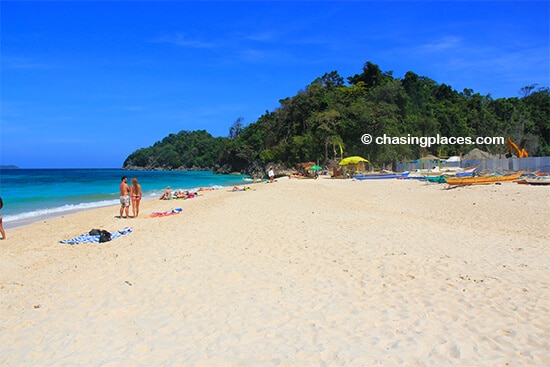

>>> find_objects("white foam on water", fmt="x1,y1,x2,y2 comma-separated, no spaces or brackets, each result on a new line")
3,199,119,227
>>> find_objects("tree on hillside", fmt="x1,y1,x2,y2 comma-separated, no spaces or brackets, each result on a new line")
348,61,392,90
229,117,245,140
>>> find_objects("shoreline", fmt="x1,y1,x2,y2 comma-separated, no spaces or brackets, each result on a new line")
0,169,252,229
2,181,256,230
1,177,548,365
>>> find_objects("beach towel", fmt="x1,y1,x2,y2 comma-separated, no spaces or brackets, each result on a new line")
150,208,182,218
60,227,133,245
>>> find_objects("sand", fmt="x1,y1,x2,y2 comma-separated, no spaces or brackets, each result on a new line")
0,177,549,366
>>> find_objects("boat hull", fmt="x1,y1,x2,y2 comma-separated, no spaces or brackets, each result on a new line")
408,166,477,179
425,176,447,183
353,172,410,180
524,176,550,185
445,173,522,186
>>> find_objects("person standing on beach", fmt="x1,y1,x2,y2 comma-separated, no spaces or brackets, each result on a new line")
130,177,142,218
0,197,6,240
119,176,131,219
268,166,275,183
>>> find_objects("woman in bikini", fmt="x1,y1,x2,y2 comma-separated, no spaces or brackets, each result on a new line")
130,177,143,218
0,196,6,240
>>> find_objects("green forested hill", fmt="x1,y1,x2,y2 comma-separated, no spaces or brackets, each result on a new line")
123,130,227,170
123,61,549,172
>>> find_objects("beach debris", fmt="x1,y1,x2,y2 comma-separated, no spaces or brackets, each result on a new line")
125,280,133,286
459,274,484,283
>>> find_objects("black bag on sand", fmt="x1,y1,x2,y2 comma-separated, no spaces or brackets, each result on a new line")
99,230,111,243
89,229,101,236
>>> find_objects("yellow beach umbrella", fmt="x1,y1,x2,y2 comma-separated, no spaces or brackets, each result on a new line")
338,156,369,165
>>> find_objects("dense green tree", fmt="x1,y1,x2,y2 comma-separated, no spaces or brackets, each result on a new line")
123,130,226,169
522,88,550,155
123,61,549,171
348,61,392,90
229,117,245,140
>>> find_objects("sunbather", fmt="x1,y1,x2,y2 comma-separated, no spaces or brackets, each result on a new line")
159,186,172,200
231,186,251,191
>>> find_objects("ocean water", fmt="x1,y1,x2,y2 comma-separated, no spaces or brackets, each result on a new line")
0,169,253,228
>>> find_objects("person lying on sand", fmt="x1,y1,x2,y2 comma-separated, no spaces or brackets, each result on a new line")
173,190,186,199
289,173,305,179
198,187,215,191
172,190,201,199
231,186,251,192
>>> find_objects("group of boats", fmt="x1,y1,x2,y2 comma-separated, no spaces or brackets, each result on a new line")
353,166,550,186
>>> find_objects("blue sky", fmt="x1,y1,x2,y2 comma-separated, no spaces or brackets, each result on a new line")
1,1,548,168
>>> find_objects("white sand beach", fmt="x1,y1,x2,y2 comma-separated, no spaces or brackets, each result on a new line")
1,177,549,366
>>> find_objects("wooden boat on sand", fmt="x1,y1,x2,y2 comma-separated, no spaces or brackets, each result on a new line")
524,175,550,185
407,166,477,179
425,175,447,183
353,172,410,180
445,172,522,186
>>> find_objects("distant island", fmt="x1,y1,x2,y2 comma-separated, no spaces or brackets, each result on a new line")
0,165,20,169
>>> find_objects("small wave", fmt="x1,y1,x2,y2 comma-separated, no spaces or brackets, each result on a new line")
4,181,250,224
3,199,119,223
243,178,264,182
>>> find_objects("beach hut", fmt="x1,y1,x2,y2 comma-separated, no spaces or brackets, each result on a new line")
463,148,497,160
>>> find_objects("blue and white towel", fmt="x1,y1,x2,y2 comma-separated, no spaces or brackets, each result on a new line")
60,227,133,245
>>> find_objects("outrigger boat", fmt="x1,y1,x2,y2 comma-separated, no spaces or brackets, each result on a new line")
445,172,522,186
353,171,410,180
425,175,447,184
523,175,550,185
407,166,478,179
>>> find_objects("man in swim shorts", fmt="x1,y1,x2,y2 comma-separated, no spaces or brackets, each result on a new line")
119,176,131,218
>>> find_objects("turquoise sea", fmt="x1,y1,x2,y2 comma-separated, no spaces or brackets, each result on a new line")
0,169,253,228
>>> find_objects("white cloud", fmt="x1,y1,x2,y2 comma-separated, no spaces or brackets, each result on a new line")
151,33,217,49
2,55,50,69
415,36,464,54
